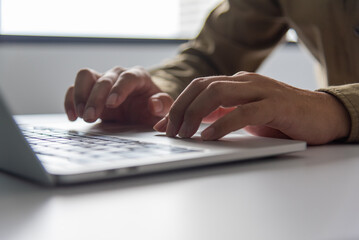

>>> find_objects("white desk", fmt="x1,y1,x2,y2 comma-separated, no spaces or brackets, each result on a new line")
1,116,359,240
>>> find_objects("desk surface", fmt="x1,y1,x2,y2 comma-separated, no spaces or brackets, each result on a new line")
1,115,359,240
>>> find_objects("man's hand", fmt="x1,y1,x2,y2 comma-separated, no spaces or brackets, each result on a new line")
154,72,350,145
64,66,173,126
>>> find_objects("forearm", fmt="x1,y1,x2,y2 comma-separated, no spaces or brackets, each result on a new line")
149,52,218,100
149,0,288,99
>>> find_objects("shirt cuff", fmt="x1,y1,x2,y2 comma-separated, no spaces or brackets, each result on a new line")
317,84,359,142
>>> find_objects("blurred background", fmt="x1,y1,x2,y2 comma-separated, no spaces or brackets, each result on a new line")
0,0,317,114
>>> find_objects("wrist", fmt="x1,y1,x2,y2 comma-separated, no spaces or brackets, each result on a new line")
321,92,351,140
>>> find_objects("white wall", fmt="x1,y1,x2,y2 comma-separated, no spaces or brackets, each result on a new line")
0,41,317,115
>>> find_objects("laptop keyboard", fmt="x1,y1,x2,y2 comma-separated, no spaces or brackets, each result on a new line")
20,125,201,166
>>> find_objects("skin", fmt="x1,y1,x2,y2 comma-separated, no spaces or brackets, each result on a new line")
65,68,351,145
64,66,174,126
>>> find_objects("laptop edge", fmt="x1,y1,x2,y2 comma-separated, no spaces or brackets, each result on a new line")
0,92,54,185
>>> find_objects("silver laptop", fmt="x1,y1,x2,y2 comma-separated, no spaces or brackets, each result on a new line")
0,91,306,186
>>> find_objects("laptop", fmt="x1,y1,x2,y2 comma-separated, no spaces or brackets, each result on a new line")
0,91,306,186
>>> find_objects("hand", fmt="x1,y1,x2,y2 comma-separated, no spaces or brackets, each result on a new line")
153,72,350,145
64,66,173,126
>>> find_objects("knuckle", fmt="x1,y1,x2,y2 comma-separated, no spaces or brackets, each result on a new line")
76,68,93,81
134,67,151,81
207,81,223,94
133,65,146,72
75,69,97,88
119,69,148,87
112,66,125,73
244,72,258,79
120,70,138,80
96,77,113,88
110,85,123,95
232,71,259,83
233,71,249,77
190,77,206,89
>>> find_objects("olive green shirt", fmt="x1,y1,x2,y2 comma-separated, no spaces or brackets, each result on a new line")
150,0,359,142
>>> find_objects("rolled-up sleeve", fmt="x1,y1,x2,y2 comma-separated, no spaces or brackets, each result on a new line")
150,0,289,99
318,84,359,142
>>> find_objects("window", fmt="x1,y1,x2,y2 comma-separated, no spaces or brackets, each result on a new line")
0,0,221,39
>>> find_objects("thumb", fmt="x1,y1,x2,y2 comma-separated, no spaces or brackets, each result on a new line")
148,93,174,117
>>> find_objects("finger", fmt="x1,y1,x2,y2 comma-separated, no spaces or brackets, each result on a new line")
201,100,273,140
177,81,262,138
148,93,173,117
106,67,152,108
73,68,101,117
244,125,289,139
64,86,78,121
166,76,228,137
233,71,250,77
83,68,124,122
153,115,168,132
202,107,236,123
200,73,259,123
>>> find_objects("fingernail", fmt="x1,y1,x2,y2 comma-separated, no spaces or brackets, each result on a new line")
83,107,95,121
151,98,163,113
106,93,118,107
178,122,191,138
166,119,177,137
67,110,77,121
76,103,85,117
153,117,168,132
201,127,215,140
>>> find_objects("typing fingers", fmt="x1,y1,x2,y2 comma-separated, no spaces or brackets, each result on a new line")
64,86,77,121
148,92,174,117
202,106,236,123
82,67,124,122
201,100,273,140
106,67,157,108
73,68,102,118
167,77,264,138
166,76,229,137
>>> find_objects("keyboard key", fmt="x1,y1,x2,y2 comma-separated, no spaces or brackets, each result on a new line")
20,125,202,167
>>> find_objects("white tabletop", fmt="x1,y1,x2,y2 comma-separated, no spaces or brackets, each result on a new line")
1,115,359,240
